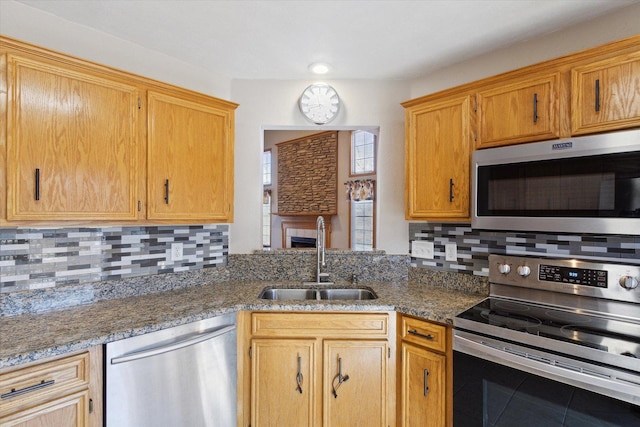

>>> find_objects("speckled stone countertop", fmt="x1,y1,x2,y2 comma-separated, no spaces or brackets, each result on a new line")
0,280,485,369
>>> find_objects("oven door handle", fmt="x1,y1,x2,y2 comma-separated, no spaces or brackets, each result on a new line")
453,331,640,407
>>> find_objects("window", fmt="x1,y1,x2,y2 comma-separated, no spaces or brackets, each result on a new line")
350,200,374,250
350,130,376,175
262,150,272,247
262,191,271,248
263,149,272,185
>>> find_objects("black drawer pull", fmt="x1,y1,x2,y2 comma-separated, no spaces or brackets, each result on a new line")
164,179,170,204
449,179,454,203
533,93,538,123
595,79,600,112
408,329,434,340
1,379,55,399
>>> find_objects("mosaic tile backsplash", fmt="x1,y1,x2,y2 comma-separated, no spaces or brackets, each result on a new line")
409,223,640,277
0,225,228,293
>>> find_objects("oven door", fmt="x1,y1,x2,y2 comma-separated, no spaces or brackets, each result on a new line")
453,331,640,427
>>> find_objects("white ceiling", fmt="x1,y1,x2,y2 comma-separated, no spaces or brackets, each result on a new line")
16,0,639,80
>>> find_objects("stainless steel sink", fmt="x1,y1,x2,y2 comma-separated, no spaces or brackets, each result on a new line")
258,287,377,301
258,288,318,300
318,288,377,300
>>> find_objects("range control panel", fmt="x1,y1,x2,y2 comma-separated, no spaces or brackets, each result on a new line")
539,264,607,288
488,255,640,303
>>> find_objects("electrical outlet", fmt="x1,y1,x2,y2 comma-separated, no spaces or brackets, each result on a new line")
171,243,184,261
445,243,458,262
411,240,434,259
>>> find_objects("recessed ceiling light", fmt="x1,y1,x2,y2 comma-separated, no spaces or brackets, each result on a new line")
309,62,330,75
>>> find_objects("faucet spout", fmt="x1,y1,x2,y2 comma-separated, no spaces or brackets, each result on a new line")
316,216,327,283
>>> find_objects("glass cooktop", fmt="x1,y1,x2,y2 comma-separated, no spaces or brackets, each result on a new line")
457,297,640,361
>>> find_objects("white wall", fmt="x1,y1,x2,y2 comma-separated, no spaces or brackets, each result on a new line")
3,0,638,257
410,2,640,97
0,0,230,97
230,80,410,254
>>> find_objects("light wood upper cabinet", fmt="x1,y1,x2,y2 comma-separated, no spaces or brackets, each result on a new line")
404,95,471,220
146,90,234,222
1,36,237,225
5,54,140,221
572,51,640,135
476,73,561,148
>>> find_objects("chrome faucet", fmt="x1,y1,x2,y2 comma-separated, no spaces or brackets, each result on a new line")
316,216,330,283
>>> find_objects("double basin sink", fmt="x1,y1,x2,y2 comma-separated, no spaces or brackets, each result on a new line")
259,286,377,301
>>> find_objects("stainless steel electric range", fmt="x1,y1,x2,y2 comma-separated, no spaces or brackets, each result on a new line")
453,255,640,426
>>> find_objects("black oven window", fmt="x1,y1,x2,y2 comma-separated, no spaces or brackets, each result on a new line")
477,151,640,218
454,352,640,426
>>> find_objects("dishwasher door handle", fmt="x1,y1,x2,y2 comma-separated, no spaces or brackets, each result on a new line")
110,324,236,365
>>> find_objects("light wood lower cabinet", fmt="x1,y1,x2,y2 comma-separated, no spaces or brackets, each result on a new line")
323,340,389,427
251,338,317,427
0,347,102,427
401,343,445,427
398,315,451,427
239,311,395,427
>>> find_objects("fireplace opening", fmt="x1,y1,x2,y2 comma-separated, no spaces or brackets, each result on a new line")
291,236,316,248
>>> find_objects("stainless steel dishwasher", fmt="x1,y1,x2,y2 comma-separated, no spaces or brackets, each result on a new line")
105,312,237,427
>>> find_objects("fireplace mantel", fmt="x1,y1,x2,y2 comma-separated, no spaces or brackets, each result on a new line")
279,215,332,248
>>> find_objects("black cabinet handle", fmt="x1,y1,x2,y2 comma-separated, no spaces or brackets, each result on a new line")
164,179,170,204
1,379,55,399
449,179,454,203
423,369,430,397
533,93,538,123
408,329,434,341
595,79,600,112
35,168,40,201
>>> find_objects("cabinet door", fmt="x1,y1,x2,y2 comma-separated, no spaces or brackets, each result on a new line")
147,90,233,222
6,55,140,221
405,96,471,220
572,52,640,135
0,390,89,427
477,73,560,148
401,343,445,427
251,338,317,427
323,340,388,427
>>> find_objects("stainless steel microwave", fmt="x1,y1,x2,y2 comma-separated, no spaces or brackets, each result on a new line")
472,129,640,235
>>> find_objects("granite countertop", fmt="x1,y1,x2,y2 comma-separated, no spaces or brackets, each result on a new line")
0,280,486,369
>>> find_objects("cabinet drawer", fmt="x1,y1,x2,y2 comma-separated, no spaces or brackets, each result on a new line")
252,312,389,338
400,316,447,353
0,352,90,418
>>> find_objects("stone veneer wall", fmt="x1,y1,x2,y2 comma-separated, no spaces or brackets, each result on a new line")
277,131,338,214
409,222,640,278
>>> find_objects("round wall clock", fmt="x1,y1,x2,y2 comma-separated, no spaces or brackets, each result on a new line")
298,83,340,124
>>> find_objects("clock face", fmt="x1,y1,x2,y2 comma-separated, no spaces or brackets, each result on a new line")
299,83,340,124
